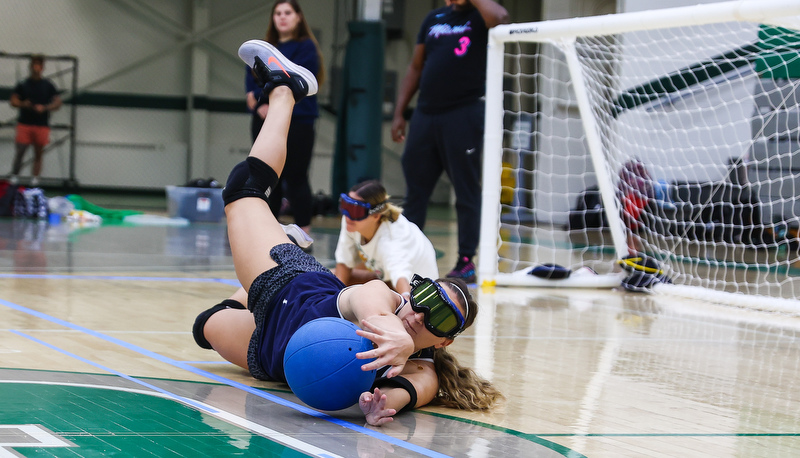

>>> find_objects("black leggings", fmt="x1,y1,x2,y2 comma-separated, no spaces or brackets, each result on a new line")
401,100,484,259
251,115,316,227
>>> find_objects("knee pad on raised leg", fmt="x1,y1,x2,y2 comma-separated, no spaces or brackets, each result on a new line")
222,157,279,206
192,299,246,349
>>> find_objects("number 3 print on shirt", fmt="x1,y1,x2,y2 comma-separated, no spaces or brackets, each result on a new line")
454,36,471,56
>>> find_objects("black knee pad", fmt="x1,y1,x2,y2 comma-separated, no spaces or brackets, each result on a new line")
222,157,279,206
192,299,246,349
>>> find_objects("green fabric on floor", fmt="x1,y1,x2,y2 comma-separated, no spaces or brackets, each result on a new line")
67,195,144,222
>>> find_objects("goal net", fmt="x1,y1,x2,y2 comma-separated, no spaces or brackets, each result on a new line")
478,0,800,309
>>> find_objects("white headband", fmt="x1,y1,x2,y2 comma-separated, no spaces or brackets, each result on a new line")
445,281,470,321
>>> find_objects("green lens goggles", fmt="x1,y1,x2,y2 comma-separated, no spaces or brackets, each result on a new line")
408,274,468,338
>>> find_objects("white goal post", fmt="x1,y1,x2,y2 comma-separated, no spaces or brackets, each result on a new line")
478,0,800,308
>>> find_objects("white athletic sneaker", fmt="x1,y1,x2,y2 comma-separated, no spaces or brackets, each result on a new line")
282,224,314,249
238,40,318,100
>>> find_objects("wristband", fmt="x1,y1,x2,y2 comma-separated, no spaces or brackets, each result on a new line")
371,375,417,414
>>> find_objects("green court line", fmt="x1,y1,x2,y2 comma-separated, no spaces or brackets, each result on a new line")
0,367,295,396
419,410,799,458
418,411,589,458
0,381,309,457
1,368,583,457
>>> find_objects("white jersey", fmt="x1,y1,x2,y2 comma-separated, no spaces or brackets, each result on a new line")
334,214,439,287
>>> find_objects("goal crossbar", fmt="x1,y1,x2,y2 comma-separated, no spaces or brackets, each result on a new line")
487,0,800,43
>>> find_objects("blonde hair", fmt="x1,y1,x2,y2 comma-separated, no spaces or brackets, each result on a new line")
432,348,503,410
350,180,403,223
430,278,503,410
264,0,326,86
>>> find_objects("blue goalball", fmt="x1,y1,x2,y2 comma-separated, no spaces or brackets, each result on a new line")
283,317,376,411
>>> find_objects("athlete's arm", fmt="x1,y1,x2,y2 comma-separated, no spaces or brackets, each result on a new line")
246,91,258,111
359,360,439,425
10,93,29,109
470,0,510,28
47,94,62,112
391,43,425,142
334,263,353,285
335,263,379,286
339,280,415,377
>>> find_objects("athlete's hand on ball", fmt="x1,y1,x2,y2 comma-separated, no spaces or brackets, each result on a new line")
356,316,414,377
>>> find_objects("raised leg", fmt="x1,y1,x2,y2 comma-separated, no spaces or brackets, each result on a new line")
225,87,296,292
224,41,318,292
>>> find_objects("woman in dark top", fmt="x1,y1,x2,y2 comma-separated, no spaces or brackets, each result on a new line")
245,0,325,236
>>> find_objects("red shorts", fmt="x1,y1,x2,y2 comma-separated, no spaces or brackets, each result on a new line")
15,124,50,147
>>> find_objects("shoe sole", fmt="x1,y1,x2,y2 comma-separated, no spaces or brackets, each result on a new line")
282,224,314,249
238,40,318,96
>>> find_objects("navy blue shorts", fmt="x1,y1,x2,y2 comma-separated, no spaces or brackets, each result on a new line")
246,243,332,380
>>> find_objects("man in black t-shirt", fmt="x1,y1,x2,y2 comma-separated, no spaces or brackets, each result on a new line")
9,55,62,186
391,0,509,283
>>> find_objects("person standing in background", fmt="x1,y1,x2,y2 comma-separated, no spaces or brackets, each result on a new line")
245,0,324,237
9,54,62,187
391,0,509,283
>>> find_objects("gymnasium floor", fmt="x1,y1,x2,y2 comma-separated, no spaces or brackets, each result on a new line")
1,202,799,458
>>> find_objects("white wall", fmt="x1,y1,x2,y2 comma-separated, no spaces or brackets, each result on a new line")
0,0,341,191
0,0,538,201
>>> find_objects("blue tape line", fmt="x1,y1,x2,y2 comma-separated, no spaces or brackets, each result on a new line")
9,329,217,414
0,273,240,286
0,297,452,458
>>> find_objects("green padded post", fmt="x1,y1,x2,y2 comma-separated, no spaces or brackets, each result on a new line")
332,21,386,196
